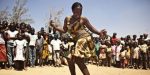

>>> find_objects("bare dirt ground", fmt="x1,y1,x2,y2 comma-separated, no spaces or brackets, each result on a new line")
0,64,150,75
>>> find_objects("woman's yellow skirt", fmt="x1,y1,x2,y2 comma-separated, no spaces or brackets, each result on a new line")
73,36,96,58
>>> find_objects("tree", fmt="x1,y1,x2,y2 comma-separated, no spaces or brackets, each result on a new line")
10,0,33,23
49,8,63,27
44,8,63,33
0,7,10,21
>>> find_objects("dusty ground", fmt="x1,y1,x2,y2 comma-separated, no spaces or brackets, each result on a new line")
0,64,150,75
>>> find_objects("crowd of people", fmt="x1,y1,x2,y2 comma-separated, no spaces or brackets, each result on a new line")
0,21,74,70
94,31,150,70
0,21,150,70
0,2,149,75
0,20,150,71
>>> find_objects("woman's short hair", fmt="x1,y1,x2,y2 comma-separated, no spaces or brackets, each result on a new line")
72,2,82,11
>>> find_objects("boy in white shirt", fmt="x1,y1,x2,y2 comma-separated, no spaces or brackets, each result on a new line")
133,42,140,69
139,40,148,69
115,41,122,68
61,38,69,65
26,28,38,67
51,34,62,67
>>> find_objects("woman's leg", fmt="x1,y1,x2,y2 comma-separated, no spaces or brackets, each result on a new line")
75,57,90,75
67,57,76,75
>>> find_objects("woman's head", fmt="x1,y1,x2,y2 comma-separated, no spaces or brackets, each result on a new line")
72,2,82,19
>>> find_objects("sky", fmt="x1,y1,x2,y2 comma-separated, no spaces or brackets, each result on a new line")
0,0,150,38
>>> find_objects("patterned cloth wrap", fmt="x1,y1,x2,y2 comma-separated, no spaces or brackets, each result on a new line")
66,17,95,58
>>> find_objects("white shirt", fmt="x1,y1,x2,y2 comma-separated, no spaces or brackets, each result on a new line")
116,45,122,61
62,42,69,49
144,38,150,41
116,45,122,53
6,30,18,42
25,33,38,46
121,50,127,58
6,30,18,38
51,39,61,51
139,44,148,53
121,40,125,45
111,45,116,55
14,40,26,61
133,47,140,59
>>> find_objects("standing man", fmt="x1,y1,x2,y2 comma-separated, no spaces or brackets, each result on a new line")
26,28,38,67
5,22,18,69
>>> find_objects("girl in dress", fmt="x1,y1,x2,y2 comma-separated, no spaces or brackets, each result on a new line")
42,33,49,66
14,33,26,70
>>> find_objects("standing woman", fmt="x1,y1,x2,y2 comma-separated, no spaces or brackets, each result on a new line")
0,23,7,69
50,2,105,75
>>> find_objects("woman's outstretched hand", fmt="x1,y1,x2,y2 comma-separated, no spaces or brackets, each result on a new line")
49,20,55,28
